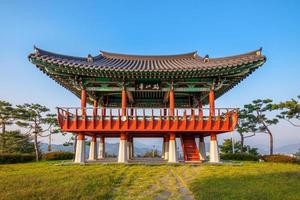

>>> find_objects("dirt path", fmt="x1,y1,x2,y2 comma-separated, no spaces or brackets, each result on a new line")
153,168,195,200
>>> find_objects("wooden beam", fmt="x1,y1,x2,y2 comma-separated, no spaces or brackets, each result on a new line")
86,86,212,92
163,91,169,103
122,87,127,116
126,91,134,103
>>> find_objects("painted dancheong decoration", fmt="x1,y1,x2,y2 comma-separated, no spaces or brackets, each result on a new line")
28,47,266,163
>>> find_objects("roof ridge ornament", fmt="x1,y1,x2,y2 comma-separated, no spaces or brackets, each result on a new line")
33,45,40,55
87,54,93,62
100,50,198,60
256,47,263,56
204,55,209,63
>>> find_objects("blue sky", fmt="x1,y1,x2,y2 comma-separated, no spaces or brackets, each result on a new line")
0,1,299,149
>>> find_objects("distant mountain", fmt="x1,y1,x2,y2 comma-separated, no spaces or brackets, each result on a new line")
247,143,300,155
40,143,73,152
40,141,162,157
40,142,300,157
275,143,300,154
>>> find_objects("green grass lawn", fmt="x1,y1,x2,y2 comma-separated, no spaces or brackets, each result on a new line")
0,162,299,200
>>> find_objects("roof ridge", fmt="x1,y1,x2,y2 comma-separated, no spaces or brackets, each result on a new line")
100,51,198,60
33,47,88,61
29,47,265,64
210,48,264,60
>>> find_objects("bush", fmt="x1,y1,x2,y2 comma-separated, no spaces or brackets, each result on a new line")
0,153,35,164
262,154,297,163
221,153,259,161
42,151,74,161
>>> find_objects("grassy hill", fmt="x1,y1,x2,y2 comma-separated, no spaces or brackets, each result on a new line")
0,162,299,200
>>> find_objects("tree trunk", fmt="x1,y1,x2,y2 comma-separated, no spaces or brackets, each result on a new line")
48,134,52,152
239,132,244,151
261,120,273,155
33,132,39,161
268,131,273,155
33,125,40,161
73,134,78,156
1,124,6,153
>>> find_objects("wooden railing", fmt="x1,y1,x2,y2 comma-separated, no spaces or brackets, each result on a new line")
57,107,239,133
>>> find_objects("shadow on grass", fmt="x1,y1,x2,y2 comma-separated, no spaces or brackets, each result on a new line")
189,171,300,200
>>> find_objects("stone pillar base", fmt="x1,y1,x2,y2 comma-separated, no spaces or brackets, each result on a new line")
98,136,105,159
127,141,132,160
118,133,128,163
164,142,169,160
161,139,165,159
168,134,178,163
131,139,134,158
209,137,220,163
75,134,85,163
199,137,206,161
88,139,97,161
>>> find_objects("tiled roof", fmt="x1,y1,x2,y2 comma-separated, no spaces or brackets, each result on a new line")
28,47,266,107
28,47,266,76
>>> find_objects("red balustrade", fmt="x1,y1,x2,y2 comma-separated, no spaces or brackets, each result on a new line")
56,107,238,133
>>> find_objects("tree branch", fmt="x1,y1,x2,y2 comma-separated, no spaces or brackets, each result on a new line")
244,133,256,138
284,119,300,127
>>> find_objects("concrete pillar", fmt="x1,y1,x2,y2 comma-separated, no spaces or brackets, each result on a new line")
75,133,85,163
164,136,169,160
118,133,127,163
88,135,97,161
199,136,206,161
127,136,132,160
98,136,105,159
168,133,178,163
161,137,165,159
131,138,134,158
209,133,220,163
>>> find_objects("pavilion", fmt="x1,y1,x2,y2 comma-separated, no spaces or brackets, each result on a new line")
28,47,266,163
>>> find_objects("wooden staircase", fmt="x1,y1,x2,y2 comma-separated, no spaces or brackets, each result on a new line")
181,135,200,162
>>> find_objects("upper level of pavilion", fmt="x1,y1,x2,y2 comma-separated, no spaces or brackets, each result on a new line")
28,47,266,108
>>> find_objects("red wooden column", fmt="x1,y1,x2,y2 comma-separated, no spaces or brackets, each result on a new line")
102,107,106,116
169,86,175,117
122,86,127,116
198,101,203,109
211,133,216,141
163,108,167,116
209,89,215,116
93,99,98,116
130,108,134,116
81,89,87,116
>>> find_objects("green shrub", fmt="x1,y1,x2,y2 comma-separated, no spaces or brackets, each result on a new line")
0,153,35,164
221,153,259,161
262,154,297,163
42,151,74,161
